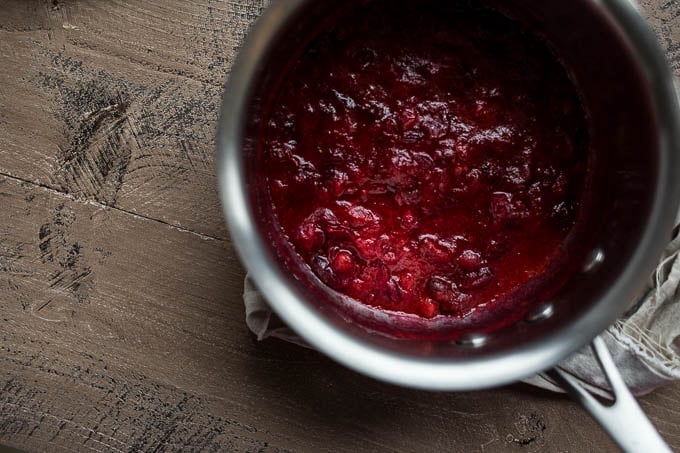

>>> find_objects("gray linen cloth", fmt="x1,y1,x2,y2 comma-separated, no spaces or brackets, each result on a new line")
244,214,680,396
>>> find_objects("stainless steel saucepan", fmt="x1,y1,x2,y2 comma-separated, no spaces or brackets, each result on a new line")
217,1,680,450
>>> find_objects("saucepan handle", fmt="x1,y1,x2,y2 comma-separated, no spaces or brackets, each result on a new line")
549,336,671,453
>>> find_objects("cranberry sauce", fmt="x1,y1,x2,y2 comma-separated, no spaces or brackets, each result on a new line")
260,4,588,323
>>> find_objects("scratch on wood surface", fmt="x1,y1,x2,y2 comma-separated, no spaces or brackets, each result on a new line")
80,103,124,122
1,171,226,243
0,238,31,277
38,203,93,304
1,346,292,452
167,224,221,241
51,81,135,205
3,402,129,453
33,46,223,203
35,299,53,312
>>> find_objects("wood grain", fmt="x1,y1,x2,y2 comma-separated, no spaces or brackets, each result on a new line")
0,0,270,239
1,0,680,452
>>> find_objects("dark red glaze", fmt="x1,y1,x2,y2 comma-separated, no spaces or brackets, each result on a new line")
261,5,588,323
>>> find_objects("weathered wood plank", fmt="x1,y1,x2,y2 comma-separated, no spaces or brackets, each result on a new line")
0,0,268,240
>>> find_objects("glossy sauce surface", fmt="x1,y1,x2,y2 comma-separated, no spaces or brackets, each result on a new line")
261,5,588,321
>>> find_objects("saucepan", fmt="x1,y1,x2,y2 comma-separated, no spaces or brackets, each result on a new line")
217,0,680,450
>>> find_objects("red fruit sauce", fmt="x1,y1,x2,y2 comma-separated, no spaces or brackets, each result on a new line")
260,3,589,329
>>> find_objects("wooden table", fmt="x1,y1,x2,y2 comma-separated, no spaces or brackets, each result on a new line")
1,1,679,451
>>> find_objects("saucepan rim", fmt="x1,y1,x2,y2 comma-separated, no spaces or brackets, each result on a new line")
216,0,680,390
